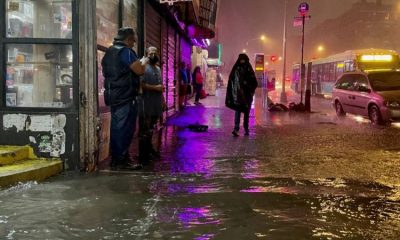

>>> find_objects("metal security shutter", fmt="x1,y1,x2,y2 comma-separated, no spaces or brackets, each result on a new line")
162,24,177,115
145,2,161,51
161,19,169,114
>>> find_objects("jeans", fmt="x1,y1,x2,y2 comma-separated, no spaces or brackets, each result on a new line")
138,115,159,164
110,100,137,164
194,84,203,102
234,109,250,132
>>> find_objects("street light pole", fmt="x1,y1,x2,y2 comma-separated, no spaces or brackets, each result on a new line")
280,0,288,103
300,14,305,104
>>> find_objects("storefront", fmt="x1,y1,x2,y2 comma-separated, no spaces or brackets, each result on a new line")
96,0,141,165
96,0,195,166
0,0,80,169
0,0,213,171
145,1,193,116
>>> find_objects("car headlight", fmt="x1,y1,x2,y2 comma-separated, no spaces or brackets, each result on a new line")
385,101,400,108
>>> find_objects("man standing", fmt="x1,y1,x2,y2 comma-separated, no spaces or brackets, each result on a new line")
102,27,148,170
138,46,165,166
179,62,190,109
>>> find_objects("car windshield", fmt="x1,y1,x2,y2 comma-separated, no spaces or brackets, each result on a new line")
368,72,400,91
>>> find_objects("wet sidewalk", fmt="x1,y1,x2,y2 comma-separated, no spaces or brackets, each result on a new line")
1,88,400,239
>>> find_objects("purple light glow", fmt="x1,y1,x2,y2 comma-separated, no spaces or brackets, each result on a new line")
195,234,215,240
177,206,222,229
241,159,261,179
165,183,224,194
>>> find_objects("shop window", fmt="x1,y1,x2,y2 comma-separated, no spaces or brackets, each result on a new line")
97,50,109,112
6,44,73,108
6,0,72,39
96,0,119,47
124,0,138,52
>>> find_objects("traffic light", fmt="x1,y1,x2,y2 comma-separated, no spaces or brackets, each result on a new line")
270,55,277,63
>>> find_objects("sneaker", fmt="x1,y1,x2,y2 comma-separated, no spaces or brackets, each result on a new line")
232,130,239,137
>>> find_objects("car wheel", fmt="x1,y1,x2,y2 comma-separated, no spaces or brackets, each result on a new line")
335,101,346,117
369,105,384,125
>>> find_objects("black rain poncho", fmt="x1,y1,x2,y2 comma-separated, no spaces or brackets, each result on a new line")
225,54,258,112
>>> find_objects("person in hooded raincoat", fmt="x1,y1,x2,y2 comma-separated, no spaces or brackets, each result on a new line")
225,53,258,136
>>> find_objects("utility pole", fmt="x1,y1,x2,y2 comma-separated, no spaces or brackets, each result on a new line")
296,2,310,105
280,0,288,103
300,14,305,104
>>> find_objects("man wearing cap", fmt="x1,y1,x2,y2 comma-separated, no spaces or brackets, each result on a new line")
102,27,148,170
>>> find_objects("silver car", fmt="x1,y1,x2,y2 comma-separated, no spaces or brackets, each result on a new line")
332,71,400,125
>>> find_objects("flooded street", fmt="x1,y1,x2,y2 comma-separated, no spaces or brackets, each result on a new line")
1,90,400,239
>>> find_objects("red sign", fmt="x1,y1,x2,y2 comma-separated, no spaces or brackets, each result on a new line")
187,25,215,39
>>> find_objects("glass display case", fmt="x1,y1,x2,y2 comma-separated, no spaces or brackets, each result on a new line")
6,0,72,39
6,44,73,108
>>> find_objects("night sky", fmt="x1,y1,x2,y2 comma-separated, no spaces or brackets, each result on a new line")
216,0,399,75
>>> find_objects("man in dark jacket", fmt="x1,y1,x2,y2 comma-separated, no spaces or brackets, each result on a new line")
102,27,148,170
225,53,258,136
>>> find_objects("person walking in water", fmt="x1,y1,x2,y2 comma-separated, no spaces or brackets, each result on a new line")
225,53,258,137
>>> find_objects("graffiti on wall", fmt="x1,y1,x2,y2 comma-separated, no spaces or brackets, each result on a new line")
3,114,66,157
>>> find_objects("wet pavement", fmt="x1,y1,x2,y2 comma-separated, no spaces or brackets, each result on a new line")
1,89,400,239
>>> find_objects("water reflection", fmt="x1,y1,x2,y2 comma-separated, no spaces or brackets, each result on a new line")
177,206,222,228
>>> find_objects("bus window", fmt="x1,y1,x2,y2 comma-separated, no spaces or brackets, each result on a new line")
345,61,355,72
324,64,330,82
329,63,335,81
336,62,344,77
311,65,317,81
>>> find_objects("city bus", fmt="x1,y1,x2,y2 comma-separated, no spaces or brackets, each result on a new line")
291,49,400,95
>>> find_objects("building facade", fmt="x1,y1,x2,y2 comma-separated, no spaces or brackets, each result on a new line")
0,0,218,171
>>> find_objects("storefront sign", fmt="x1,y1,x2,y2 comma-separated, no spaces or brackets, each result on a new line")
187,25,215,39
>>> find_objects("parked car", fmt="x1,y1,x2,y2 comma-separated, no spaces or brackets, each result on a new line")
332,70,400,125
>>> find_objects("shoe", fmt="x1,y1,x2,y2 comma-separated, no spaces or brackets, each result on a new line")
232,130,239,137
117,162,142,171
244,130,249,136
110,162,118,171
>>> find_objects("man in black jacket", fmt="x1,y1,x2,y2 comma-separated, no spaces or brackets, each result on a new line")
102,27,148,170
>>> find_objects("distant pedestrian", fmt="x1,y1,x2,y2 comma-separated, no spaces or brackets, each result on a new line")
225,53,258,136
179,62,190,109
102,27,149,170
138,46,165,166
186,63,193,98
192,66,204,105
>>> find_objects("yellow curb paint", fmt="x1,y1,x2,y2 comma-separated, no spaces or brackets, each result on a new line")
0,145,30,166
0,159,62,188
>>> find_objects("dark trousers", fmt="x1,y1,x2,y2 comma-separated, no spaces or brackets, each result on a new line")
110,100,137,165
138,115,159,164
234,109,250,131
194,84,203,102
